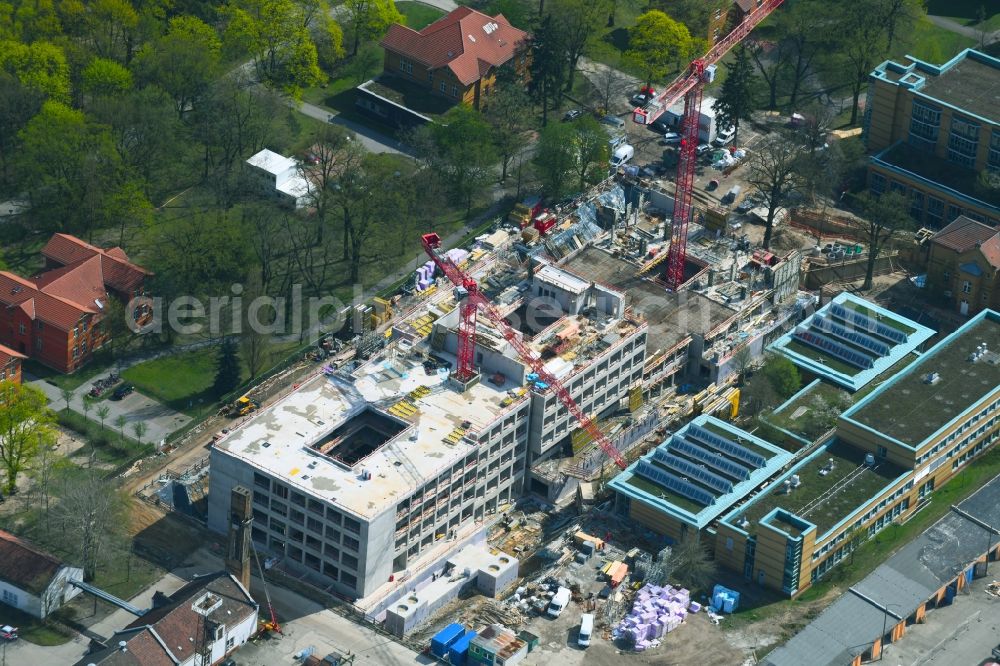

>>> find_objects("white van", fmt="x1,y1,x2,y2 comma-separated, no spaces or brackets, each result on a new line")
578,613,594,647
547,586,571,618
610,144,635,168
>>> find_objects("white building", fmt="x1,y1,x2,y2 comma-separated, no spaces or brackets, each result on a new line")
245,148,312,209
75,572,258,666
663,95,722,144
0,529,83,619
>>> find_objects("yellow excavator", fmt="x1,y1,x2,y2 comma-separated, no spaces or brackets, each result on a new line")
221,395,259,418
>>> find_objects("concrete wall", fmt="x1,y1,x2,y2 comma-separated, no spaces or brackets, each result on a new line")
801,253,898,290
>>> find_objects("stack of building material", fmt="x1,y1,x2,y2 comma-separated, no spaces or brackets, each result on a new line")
613,583,690,650
415,260,436,292
711,584,740,613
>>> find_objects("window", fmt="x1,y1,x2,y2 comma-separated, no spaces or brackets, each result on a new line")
947,204,962,223
963,280,972,294
428,70,433,82
927,197,944,226
439,81,446,93
989,130,1000,173
35,337,42,350
18,323,25,335
226,636,235,650
948,116,979,167
399,57,413,75
451,85,458,97
909,189,924,219
1,589,17,605
909,100,940,148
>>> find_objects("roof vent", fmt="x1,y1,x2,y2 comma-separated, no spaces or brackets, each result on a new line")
11,286,21,294
864,453,876,466
469,34,476,42
923,371,941,384
483,21,499,34
94,298,104,310
118,641,127,652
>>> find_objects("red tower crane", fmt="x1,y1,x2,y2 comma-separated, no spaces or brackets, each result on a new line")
422,233,628,469
631,0,785,289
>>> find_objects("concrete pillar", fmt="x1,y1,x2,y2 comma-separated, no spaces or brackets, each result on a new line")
225,485,253,591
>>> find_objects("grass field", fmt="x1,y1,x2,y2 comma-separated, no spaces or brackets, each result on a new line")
895,17,977,62
122,347,226,414
397,1,446,30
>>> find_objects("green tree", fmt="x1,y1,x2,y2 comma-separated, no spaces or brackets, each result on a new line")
86,0,139,63
134,16,222,118
528,15,567,126
853,191,914,291
712,44,756,146
832,0,889,126
777,0,828,112
761,354,800,399
15,100,139,238
131,420,147,446
212,337,242,398
551,0,612,92
568,115,609,192
534,121,576,197
81,56,133,97
0,381,56,494
0,40,71,102
744,134,803,249
223,0,325,96
425,105,497,213
96,404,111,430
114,414,127,442
650,0,726,39
0,73,44,189
484,84,531,184
342,0,404,56
626,10,693,87
60,387,73,410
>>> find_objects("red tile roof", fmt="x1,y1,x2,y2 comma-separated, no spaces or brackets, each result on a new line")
0,343,25,370
932,215,999,253
41,233,150,294
0,271,92,331
0,529,67,595
977,234,1000,269
380,7,528,86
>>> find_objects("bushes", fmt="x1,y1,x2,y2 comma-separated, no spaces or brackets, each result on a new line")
56,409,150,464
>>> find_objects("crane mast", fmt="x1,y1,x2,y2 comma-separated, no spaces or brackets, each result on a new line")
421,233,628,469
631,0,785,289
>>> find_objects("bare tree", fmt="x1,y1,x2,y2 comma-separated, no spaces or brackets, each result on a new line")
53,467,128,580
665,535,717,593
593,59,634,113
852,191,914,291
744,134,804,249
115,414,127,442
61,387,73,411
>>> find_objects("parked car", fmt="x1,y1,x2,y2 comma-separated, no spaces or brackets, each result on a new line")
0,625,18,641
696,143,712,156
662,132,682,145
562,109,583,122
631,92,650,107
714,126,736,146
650,118,672,133
111,384,134,401
600,115,626,128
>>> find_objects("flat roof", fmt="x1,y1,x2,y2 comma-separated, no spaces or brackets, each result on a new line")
769,292,935,392
246,148,296,175
764,471,1000,666
561,246,735,354
871,49,1000,124
725,438,910,538
214,349,524,520
609,416,793,530
844,309,1000,447
873,142,1000,211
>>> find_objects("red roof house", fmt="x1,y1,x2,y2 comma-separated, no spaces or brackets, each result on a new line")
0,343,25,385
0,234,151,373
0,529,84,618
927,216,1000,316
378,7,529,111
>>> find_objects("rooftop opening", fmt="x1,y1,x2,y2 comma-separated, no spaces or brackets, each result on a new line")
313,407,407,467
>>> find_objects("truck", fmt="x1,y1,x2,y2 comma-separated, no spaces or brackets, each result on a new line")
547,586,571,618
610,144,635,169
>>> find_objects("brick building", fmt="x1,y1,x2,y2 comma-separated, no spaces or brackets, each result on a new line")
0,343,24,384
378,7,528,112
925,215,1000,315
0,234,150,373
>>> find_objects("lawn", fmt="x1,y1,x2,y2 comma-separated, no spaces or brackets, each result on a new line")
57,409,152,466
926,0,1000,30
122,347,224,413
895,17,977,63
397,0,446,30
0,606,74,646
24,355,114,391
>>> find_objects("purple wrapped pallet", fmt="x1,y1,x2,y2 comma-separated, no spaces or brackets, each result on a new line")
689,601,702,613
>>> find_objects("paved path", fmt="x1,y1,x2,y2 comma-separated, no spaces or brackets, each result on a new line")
927,14,1000,45
296,100,413,155
399,0,457,12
